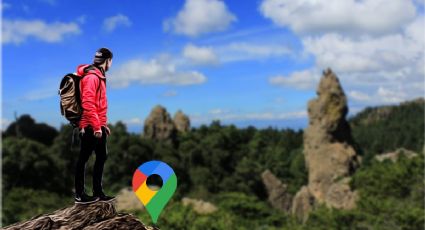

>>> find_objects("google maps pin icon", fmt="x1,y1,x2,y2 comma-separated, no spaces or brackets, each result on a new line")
132,161,177,224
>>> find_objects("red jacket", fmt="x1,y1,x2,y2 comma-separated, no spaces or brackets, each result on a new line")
76,64,107,133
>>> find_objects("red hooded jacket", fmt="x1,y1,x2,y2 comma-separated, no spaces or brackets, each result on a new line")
76,64,107,133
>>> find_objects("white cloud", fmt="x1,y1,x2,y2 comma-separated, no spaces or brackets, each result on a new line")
259,0,417,36
181,42,293,66
217,42,292,62
164,0,236,37
190,110,307,124
348,90,371,102
303,30,423,74
209,109,225,115
348,86,412,104
301,17,424,103
123,118,144,126
262,0,424,106
103,14,131,32
109,57,207,88
183,44,219,65
2,19,81,44
269,69,319,90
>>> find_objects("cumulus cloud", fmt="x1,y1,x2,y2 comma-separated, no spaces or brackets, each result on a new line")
183,44,219,65
2,19,81,44
269,69,319,90
348,90,371,102
103,14,132,32
259,0,417,36
218,42,292,62
262,0,424,105
182,42,293,65
109,57,207,88
123,117,144,126
164,0,236,37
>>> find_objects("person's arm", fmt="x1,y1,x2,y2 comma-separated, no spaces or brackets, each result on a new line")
81,75,102,135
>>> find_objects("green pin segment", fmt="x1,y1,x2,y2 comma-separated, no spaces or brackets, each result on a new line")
132,161,177,224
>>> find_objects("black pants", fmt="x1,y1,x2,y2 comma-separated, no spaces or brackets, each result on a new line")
75,126,108,196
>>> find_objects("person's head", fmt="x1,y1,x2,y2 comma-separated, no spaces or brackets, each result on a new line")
93,47,113,72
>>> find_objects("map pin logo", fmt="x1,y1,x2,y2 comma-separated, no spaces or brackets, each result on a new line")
132,161,177,224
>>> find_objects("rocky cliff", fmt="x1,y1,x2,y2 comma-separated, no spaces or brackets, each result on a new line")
143,105,190,141
291,69,360,221
2,201,158,230
173,110,190,133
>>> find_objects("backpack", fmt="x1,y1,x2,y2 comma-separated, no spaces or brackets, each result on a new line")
59,66,102,127
59,73,85,127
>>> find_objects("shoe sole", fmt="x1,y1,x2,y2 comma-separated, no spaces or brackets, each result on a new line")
74,198,100,204
97,197,116,202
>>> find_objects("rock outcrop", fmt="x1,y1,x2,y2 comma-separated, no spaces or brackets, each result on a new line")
291,186,314,223
116,187,145,212
143,105,176,141
2,201,158,230
173,110,191,133
375,148,418,162
292,69,360,221
182,198,218,214
261,170,293,212
143,105,191,141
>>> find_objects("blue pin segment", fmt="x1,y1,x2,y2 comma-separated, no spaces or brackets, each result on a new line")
138,160,174,183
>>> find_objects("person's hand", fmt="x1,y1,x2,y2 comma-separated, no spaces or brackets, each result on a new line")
94,130,102,138
105,126,111,136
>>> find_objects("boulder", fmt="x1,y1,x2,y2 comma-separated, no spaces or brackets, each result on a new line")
182,197,218,214
291,186,314,223
375,148,418,162
261,170,292,212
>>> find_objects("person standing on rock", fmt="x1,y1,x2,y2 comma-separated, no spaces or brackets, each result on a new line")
74,48,115,204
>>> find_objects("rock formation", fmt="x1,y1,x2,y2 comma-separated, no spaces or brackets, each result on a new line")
291,186,314,223
182,197,218,214
261,170,293,212
116,187,145,212
375,148,418,162
2,201,158,230
173,110,191,133
292,68,360,221
143,105,176,141
143,106,191,141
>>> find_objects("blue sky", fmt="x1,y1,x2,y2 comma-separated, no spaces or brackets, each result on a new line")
2,0,424,133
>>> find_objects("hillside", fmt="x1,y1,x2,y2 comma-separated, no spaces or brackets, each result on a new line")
350,98,424,160
2,93,423,228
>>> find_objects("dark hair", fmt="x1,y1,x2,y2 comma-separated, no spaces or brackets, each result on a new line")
93,47,113,65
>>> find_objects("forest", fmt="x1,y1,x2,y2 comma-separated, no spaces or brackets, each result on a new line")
2,99,424,229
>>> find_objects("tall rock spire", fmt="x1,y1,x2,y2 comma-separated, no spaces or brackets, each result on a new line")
292,69,360,221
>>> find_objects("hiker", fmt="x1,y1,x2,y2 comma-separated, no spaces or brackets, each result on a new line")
74,47,115,204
